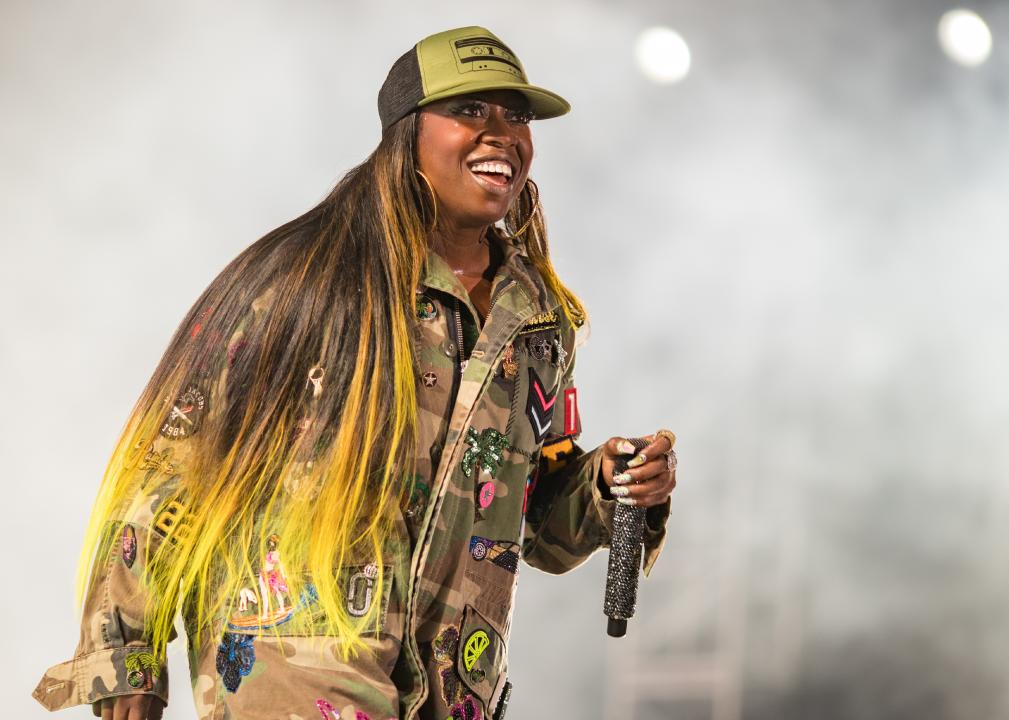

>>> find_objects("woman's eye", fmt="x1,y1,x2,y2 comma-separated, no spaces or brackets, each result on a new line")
507,110,535,124
453,102,487,118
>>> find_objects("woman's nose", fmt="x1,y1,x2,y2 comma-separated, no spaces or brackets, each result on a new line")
479,108,519,146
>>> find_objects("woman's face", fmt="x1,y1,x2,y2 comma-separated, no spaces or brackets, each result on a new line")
416,89,535,232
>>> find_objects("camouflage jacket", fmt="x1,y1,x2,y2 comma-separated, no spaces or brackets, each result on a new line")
33,230,671,720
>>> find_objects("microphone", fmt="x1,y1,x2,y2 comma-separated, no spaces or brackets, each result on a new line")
604,436,650,637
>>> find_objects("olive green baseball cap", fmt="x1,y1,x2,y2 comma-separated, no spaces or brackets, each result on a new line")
377,25,571,131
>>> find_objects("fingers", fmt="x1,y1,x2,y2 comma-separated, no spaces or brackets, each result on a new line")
100,698,113,720
623,433,673,470
150,698,165,720
609,468,676,507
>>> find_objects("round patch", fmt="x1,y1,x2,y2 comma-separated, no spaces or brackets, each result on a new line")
159,384,207,440
477,481,495,509
127,670,145,689
416,295,438,320
471,541,489,561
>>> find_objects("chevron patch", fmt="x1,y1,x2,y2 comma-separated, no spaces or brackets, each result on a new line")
525,366,556,444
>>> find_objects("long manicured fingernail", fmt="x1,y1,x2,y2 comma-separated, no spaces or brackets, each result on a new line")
617,497,637,506
617,440,636,454
626,452,648,468
610,485,631,497
613,472,633,485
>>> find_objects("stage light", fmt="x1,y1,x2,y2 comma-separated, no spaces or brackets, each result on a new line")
635,26,691,84
938,9,992,67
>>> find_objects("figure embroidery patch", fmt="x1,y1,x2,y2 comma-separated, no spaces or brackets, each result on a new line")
159,384,207,440
525,367,556,444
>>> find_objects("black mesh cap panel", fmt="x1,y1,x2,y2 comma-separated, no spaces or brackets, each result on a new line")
377,46,425,132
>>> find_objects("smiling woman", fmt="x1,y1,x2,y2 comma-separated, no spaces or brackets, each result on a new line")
32,25,676,720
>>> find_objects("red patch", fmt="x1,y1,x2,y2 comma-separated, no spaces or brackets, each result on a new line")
563,387,579,436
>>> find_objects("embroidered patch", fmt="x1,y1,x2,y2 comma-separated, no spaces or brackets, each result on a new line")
552,334,568,369
461,427,511,479
405,475,430,519
477,482,495,509
525,367,556,444
152,499,193,544
541,435,576,474
347,563,379,617
139,445,176,476
563,387,579,436
227,585,318,632
124,651,159,690
469,536,520,574
525,333,552,362
416,294,438,320
499,343,519,380
518,309,558,334
433,626,464,706
216,633,256,693
316,699,338,719
448,694,483,720
121,525,137,569
159,384,207,440
463,630,490,672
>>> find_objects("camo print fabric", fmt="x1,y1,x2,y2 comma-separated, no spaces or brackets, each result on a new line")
33,230,670,719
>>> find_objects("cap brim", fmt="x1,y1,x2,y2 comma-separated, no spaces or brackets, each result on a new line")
417,81,571,120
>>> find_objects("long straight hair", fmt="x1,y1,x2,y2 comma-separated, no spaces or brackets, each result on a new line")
77,110,588,661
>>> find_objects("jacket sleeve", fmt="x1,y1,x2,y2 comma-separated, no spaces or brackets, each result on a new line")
32,459,182,713
32,307,259,714
520,326,671,577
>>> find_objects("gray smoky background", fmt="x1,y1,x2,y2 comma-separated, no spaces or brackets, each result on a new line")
3,0,1008,718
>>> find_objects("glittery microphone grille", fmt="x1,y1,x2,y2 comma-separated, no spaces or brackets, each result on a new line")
604,437,649,624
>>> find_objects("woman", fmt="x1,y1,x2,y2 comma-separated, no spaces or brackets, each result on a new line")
33,25,677,720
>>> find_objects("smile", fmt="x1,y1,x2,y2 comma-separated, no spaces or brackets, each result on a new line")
468,160,514,195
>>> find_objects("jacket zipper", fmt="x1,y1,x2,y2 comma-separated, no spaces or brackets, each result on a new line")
453,279,516,376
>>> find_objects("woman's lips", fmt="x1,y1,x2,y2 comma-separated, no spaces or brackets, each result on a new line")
469,169,512,195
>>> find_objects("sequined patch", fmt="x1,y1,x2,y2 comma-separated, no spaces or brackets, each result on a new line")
461,427,511,479
448,694,483,720
469,536,520,574
215,633,256,693
121,525,137,569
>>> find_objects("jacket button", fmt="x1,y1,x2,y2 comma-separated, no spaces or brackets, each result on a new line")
443,342,456,357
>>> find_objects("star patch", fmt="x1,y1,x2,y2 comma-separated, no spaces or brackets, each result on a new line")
525,367,556,444
422,371,438,387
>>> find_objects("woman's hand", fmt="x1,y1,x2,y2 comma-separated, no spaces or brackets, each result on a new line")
96,695,164,720
600,431,677,507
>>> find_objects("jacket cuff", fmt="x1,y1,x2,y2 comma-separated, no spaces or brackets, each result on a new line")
32,646,168,712
591,451,671,577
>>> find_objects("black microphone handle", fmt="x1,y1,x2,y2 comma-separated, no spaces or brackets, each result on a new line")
604,437,649,637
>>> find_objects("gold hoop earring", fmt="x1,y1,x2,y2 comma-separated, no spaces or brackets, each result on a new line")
414,169,438,232
500,178,541,240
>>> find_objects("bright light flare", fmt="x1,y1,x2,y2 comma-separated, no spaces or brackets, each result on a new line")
938,9,993,67
635,26,691,84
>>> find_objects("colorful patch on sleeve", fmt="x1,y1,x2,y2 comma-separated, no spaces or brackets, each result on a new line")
563,386,579,436
469,536,520,574
540,435,576,474
123,651,160,690
525,367,556,444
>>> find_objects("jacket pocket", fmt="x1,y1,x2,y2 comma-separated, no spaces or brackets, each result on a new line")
222,563,395,638
456,603,507,708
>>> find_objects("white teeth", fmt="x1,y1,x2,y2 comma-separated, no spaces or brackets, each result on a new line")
469,161,513,179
